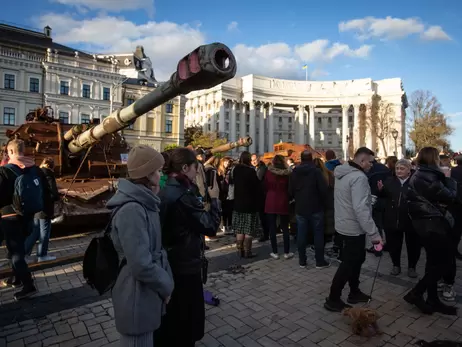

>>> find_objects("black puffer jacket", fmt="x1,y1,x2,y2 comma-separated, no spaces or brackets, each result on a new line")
158,177,221,275
378,175,412,230
407,165,458,224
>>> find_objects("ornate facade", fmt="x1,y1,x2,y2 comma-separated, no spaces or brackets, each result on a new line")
185,75,408,158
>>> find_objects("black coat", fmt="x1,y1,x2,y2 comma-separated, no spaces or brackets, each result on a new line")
288,162,327,216
408,165,458,236
232,164,261,213
378,175,412,231
158,177,221,275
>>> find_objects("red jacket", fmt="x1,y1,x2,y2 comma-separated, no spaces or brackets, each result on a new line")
264,165,291,215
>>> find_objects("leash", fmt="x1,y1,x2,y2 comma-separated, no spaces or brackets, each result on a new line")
365,245,383,306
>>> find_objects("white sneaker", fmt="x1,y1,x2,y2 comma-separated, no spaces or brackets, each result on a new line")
442,285,456,302
284,253,294,260
269,253,280,260
37,255,56,263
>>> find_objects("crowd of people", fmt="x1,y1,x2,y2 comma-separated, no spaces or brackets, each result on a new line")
1,138,461,346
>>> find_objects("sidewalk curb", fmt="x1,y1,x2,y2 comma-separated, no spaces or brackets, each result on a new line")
0,254,84,280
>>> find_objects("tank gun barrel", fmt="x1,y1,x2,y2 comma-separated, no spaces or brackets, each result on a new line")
204,137,252,156
68,42,237,153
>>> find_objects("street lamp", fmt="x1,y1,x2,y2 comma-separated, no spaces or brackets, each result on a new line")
391,129,399,157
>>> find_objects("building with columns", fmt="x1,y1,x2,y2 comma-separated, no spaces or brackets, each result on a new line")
185,74,408,159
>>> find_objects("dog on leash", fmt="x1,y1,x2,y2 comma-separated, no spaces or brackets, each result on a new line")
342,307,382,337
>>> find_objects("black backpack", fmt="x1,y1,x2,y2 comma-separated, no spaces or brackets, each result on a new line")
83,208,126,295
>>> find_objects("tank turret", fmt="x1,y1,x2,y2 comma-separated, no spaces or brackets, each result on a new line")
67,42,236,153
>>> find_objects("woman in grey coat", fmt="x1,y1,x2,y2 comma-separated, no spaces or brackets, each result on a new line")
106,145,174,347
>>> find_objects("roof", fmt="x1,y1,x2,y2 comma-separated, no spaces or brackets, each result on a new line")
0,23,111,63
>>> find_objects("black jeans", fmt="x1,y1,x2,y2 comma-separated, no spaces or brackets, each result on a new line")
267,214,290,254
441,230,458,285
1,217,33,287
329,234,366,300
413,232,452,300
259,210,269,239
385,227,421,268
221,200,234,228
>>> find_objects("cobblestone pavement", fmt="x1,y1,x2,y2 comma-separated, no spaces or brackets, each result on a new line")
0,239,461,347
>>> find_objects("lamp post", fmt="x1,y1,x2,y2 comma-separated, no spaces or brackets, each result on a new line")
391,129,399,157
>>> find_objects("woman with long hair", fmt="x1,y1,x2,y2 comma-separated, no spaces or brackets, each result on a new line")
156,147,221,346
314,157,335,247
264,155,293,259
232,151,262,258
404,147,459,316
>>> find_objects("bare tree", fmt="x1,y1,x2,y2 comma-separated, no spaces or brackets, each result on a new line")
366,95,395,157
408,90,453,151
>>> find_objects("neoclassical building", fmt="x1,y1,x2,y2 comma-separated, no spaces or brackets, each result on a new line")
0,23,185,150
185,75,407,159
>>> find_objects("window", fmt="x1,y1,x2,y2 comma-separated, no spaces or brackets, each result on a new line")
60,81,69,95
4,74,15,89
59,111,69,124
349,116,353,123
81,114,90,124
103,87,110,101
246,125,250,133
207,124,211,131
127,98,135,105
289,118,292,123
165,119,173,133
29,78,39,93
278,117,282,123
82,84,91,98
3,107,15,125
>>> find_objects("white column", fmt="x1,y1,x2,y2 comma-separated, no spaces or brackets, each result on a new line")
259,103,265,155
298,105,305,144
308,105,315,148
353,104,360,150
240,103,246,137
230,100,237,142
249,101,256,153
177,105,185,145
19,70,25,91
342,105,349,160
18,100,26,125
268,103,274,152
218,99,225,134
365,106,374,150
140,114,148,135
210,101,216,132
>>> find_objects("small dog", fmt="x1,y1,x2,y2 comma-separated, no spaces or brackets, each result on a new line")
342,307,382,337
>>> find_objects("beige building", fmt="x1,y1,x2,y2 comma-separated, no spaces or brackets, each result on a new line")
121,79,185,150
98,46,185,151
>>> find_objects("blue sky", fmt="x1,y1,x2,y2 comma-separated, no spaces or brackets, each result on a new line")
2,0,462,149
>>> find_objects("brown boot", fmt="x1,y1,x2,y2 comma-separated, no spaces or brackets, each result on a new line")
236,239,244,258
243,238,256,258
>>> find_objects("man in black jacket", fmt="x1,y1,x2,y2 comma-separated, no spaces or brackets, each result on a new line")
289,151,330,268
0,139,37,300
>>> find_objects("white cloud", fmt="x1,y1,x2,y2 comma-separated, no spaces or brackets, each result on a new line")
37,13,373,80
227,21,238,32
51,0,154,15
421,25,452,41
310,69,329,78
339,16,451,41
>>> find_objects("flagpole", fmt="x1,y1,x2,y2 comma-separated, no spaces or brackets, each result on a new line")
305,67,308,81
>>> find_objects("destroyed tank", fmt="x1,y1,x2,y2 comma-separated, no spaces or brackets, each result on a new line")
2,42,237,229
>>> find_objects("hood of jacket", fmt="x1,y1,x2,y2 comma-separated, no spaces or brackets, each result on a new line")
8,156,35,169
293,162,317,176
268,165,291,176
325,159,342,172
106,178,160,212
417,164,446,179
334,162,364,180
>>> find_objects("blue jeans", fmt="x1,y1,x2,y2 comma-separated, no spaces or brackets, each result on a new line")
296,212,325,265
25,218,52,257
